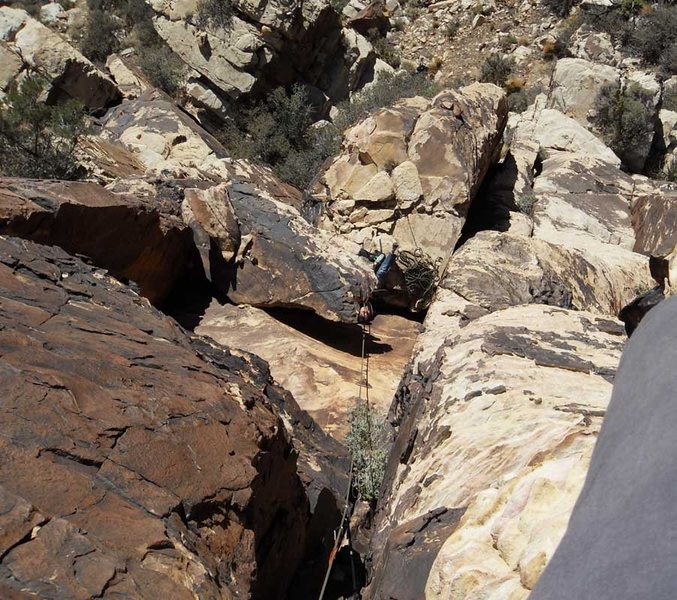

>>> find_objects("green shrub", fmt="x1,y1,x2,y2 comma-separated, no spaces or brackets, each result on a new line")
541,0,576,16
0,77,89,180
80,10,120,62
629,5,677,73
593,82,655,169
479,53,514,86
664,86,677,112
659,156,677,181
334,70,441,130
8,0,43,16
660,43,677,75
196,0,234,29
218,85,341,189
367,29,402,69
330,0,350,14
346,400,387,502
507,90,529,113
445,20,459,39
515,193,537,215
138,46,185,96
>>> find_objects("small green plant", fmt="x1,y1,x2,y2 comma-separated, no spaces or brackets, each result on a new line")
138,46,185,96
218,85,340,189
541,0,575,17
0,77,89,180
507,83,544,114
515,193,537,215
445,20,459,39
196,0,234,29
367,29,402,69
330,0,350,14
629,5,677,74
346,400,388,502
664,86,677,113
593,82,655,170
658,156,677,181
500,34,518,50
479,53,514,87
334,70,441,130
80,10,120,61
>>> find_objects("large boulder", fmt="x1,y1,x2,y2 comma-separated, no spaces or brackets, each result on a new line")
548,58,620,125
196,302,420,438
0,7,120,110
545,60,661,172
445,230,649,317
147,0,375,104
224,179,377,322
316,83,508,263
0,178,195,305
100,90,231,180
362,104,654,596
365,304,626,599
508,102,621,167
0,235,347,600
631,191,677,259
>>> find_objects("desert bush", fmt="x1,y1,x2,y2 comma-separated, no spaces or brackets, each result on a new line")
664,86,677,112
507,82,544,113
368,29,402,69
330,0,350,14
541,0,577,16
658,156,677,181
8,0,43,16
0,77,88,180
196,0,234,29
480,53,514,86
445,20,459,38
593,82,655,168
629,4,677,73
346,400,388,502
218,85,340,189
334,70,441,130
138,46,185,96
80,10,120,61
515,192,537,214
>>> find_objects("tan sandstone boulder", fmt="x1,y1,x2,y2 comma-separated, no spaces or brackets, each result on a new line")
0,7,120,110
318,83,508,262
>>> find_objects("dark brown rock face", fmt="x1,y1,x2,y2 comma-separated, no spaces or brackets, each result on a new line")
0,236,346,599
632,192,677,259
0,179,196,306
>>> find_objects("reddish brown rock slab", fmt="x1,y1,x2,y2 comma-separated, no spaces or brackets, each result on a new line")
196,301,421,439
0,236,346,600
0,178,195,305
631,191,677,258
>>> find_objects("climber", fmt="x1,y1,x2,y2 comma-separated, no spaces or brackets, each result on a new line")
358,241,399,287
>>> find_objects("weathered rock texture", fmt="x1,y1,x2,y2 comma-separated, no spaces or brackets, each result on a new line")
0,7,120,109
0,235,347,600
225,180,376,322
631,191,677,259
316,83,508,263
196,302,419,438
148,0,374,105
366,305,625,600
101,90,231,180
0,178,195,305
363,101,654,597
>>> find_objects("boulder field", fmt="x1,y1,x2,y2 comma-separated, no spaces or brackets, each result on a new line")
1,6,677,594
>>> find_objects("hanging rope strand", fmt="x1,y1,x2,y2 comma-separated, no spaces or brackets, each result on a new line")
317,324,369,600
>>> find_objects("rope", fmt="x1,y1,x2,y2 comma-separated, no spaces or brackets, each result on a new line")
317,323,369,600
